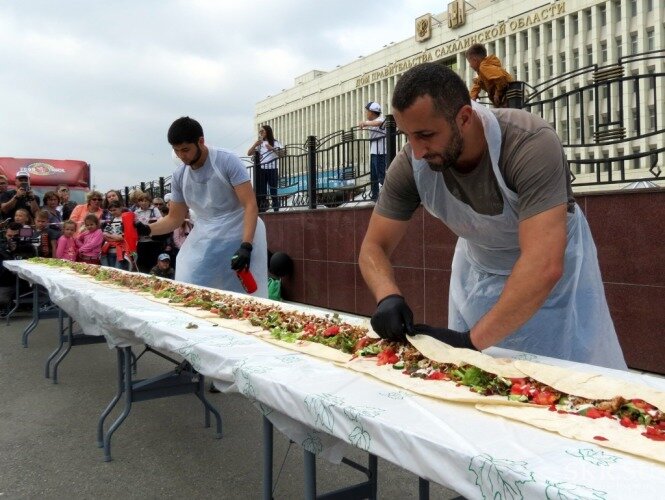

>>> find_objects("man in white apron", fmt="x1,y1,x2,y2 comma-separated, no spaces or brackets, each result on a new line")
359,63,626,370
136,116,268,298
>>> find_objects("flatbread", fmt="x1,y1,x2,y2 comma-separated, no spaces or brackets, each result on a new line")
514,360,665,410
345,356,525,405
408,334,526,379
476,403,665,465
261,337,353,363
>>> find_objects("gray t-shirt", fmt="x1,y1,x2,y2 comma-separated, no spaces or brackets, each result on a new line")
170,148,250,206
376,109,575,221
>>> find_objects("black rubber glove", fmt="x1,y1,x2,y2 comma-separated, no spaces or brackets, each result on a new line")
370,294,414,341
135,221,151,237
411,324,477,350
231,242,253,271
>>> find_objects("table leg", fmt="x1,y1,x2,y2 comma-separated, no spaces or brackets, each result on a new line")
45,309,66,380
102,347,134,461
97,347,125,448
21,286,39,347
263,416,274,500
4,275,21,325
304,449,317,500
51,315,74,384
419,477,430,500
194,375,223,438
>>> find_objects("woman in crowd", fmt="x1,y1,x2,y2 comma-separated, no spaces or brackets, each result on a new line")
247,124,282,212
42,190,63,239
133,193,163,273
69,190,106,232
56,184,77,220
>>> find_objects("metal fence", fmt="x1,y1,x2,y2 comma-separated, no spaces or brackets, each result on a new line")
122,51,663,208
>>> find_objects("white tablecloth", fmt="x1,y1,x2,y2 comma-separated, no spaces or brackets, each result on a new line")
6,260,665,499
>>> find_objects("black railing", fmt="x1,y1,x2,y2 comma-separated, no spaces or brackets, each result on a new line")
122,51,663,209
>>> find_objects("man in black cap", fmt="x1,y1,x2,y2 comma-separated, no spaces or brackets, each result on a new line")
0,170,40,219
359,102,387,201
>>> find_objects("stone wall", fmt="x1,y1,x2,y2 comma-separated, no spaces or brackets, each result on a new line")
263,188,665,374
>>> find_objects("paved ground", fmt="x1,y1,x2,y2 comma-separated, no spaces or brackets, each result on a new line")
0,310,462,499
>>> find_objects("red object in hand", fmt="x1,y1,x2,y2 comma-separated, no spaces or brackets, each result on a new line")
236,268,257,294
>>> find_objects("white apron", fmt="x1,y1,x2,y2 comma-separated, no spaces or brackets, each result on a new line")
175,148,268,298
413,102,626,369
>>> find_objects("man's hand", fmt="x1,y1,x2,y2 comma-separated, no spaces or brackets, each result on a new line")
135,221,151,237
15,187,26,198
370,294,413,341
231,242,252,271
411,324,477,350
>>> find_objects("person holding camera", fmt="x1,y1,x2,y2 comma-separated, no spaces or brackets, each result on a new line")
247,124,282,212
0,170,40,220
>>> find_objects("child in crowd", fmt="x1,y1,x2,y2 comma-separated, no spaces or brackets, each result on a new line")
101,201,128,270
77,214,103,264
149,253,175,279
14,208,33,227
133,194,163,273
56,220,78,261
33,210,58,257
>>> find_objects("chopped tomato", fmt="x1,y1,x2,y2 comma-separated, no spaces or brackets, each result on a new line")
377,348,399,366
584,408,610,419
642,426,665,441
532,391,558,406
593,435,609,441
353,337,372,353
631,399,655,412
510,380,535,397
210,307,220,315
323,325,340,337
620,416,638,428
426,371,449,381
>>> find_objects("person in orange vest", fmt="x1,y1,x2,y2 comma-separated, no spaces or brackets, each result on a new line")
466,43,514,108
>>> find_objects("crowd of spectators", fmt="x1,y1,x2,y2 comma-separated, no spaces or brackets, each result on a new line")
0,173,188,306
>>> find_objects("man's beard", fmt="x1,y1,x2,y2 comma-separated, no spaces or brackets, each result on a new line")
424,123,463,172
187,144,202,166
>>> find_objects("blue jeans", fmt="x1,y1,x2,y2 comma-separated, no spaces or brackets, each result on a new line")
101,252,128,271
370,154,386,200
257,168,280,212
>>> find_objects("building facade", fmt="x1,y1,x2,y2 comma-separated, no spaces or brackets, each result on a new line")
254,0,664,188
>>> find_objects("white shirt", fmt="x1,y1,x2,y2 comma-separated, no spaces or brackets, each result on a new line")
368,116,386,155
257,140,282,169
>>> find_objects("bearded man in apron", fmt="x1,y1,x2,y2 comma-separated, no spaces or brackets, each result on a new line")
359,63,626,370
136,116,268,298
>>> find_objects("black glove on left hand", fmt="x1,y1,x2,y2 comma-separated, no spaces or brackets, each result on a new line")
231,242,253,271
411,324,477,350
134,221,151,237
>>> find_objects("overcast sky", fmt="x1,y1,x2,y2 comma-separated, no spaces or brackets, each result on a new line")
0,0,438,191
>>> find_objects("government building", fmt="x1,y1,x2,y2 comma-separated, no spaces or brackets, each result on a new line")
254,0,664,189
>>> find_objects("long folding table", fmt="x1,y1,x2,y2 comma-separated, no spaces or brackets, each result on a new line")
5,260,665,499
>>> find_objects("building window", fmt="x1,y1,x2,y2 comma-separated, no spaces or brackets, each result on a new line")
560,121,569,142
588,118,594,140
630,33,638,54
522,32,528,50
599,5,607,26
630,0,638,17
647,29,655,51
648,106,656,131
535,60,541,81
572,14,579,35
632,149,640,170
648,0,654,11
614,0,621,21
560,53,566,73
573,50,579,70
616,36,622,59
586,45,593,65
534,26,540,42
575,119,581,139
558,19,565,38
523,64,529,82
601,42,608,63
632,109,639,131
546,23,552,43
585,9,593,30
548,56,554,76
